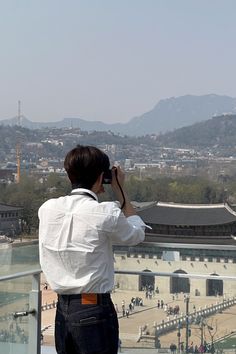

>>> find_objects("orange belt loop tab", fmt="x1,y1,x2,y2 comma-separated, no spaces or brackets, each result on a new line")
81,293,98,305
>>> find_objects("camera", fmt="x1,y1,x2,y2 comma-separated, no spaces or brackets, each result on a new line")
102,169,112,184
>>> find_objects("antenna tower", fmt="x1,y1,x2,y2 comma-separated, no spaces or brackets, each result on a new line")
17,100,22,126
16,100,22,183
16,144,21,183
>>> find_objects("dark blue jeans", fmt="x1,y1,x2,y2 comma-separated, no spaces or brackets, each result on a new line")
55,294,119,354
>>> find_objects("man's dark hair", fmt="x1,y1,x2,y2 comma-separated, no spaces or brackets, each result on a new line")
64,145,110,189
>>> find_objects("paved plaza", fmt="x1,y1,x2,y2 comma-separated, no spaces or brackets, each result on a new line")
41,281,236,351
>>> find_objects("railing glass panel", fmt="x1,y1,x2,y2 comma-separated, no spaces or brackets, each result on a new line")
0,242,41,354
113,243,236,353
0,241,39,277
1,241,236,353
0,275,31,354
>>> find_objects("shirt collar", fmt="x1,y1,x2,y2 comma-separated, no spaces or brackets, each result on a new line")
70,188,98,202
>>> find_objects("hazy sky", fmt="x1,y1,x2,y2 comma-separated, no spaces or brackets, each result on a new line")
1,0,236,123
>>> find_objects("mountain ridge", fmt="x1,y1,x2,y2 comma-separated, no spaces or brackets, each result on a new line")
157,113,236,150
1,94,236,136
1,113,236,155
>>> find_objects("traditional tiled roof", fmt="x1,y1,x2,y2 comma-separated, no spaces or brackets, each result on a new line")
0,203,23,212
137,202,236,226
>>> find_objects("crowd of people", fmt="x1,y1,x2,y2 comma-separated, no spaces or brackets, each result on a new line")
115,287,183,321
190,342,215,353
117,296,145,318
157,299,180,315
169,341,215,353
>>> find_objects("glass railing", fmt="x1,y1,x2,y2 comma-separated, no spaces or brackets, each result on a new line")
0,241,236,354
0,241,41,354
114,271,236,354
113,242,236,354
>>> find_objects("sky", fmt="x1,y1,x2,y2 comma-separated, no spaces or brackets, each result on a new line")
0,0,236,123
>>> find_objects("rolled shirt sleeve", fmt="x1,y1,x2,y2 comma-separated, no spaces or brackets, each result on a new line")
110,211,149,245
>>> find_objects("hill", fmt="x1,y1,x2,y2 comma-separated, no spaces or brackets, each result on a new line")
1,94,236,136
122,94,236,136
157,114,236,150
1,114,236,151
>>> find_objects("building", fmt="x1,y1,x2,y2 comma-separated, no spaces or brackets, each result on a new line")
0,203,23,237
0,169,15,183
114,202,236,297
137,202,236,245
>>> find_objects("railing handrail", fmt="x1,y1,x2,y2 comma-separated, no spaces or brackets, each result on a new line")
1,268,236,282
115,270,236,281
0,268,42,282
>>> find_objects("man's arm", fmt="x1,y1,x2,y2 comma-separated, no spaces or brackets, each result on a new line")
111,166,136,217
110,166,147,245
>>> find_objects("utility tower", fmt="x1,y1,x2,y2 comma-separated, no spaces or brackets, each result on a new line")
16,100,22,183
17,100,22,126
16,144,21,183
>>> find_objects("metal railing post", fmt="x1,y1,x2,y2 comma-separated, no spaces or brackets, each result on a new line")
185,295,190,353
28,273,42,354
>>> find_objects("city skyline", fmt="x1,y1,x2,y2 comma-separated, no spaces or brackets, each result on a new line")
1,0,236,124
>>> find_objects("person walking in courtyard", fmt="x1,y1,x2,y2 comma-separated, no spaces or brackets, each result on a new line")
122,300,125,311
118,338,122,352
122,307,126,317
170,343,177,354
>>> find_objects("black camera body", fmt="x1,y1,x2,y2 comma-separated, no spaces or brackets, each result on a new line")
102,169,112,184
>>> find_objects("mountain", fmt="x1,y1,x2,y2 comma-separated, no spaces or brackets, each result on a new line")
1,114,236,157
1,94,236,136
156,113,236,149
125,94,236,135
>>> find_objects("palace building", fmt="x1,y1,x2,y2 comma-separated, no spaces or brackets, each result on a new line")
137,201,236,245
0,203,22,237
114,202,236,297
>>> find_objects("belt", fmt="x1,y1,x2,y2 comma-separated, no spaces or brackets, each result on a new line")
58,293,111,305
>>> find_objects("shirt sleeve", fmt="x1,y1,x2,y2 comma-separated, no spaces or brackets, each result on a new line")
110,211,147,245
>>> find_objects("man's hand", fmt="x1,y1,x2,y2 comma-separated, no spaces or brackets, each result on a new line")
111,166,124,191
111,166,136,217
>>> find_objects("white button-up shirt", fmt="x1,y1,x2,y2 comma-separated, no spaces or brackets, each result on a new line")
38,188,146,294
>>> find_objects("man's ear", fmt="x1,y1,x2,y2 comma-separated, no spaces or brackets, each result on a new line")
91,172,104,194
98,172,103,185
92,172,105,194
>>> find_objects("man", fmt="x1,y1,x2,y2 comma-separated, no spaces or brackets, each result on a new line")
38,145,146,354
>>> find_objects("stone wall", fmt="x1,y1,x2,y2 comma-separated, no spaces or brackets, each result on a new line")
114,252,236,296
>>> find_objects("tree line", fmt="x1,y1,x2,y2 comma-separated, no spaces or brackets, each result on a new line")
0,173,233,236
